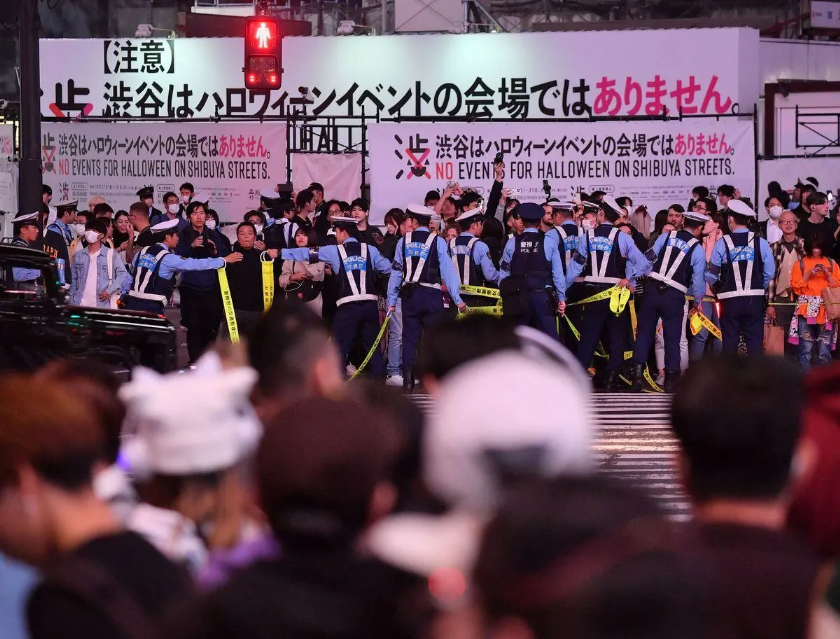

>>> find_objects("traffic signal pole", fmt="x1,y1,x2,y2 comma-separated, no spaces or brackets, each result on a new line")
18,0,42,217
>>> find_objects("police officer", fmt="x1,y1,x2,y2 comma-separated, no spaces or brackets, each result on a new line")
387,204,466,391
630,210,708,393
9,212,42,287
706,198,774,355
499,202,567,340
546,201,585,346
44,200,77,286
124,219,243,314
449,208,501,308
566,196,651,390
281,216,392,378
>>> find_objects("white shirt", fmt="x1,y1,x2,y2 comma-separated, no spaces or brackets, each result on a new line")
80,248,101,307
766,219,783,245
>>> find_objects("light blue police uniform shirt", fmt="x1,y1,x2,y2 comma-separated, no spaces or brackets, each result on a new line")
565,223,652,287
649,232,708,305
386,227,464,308
452,232,501,286
499,228,567,302
705,227,774,289
131,243,225,279
281,238,392,277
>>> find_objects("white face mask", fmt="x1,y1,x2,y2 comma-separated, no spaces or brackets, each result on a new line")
254,224,264,234
205,219,217,231
181,195,191,204
84,230,102,244
581,218,596,232
71,223,86,237
167,203,180,215
768,205,784,220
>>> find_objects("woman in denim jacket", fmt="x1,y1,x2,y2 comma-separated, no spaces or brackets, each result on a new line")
68,219,130,308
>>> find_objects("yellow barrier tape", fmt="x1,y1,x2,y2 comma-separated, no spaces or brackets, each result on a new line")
218,267,240,344
689,309,722,340
460,305,504,317
564,314,607,359
347,314,392,382
261,257,275,313
644,366,664,393
460,284,501,299
566,286,618,307
629,299,638,340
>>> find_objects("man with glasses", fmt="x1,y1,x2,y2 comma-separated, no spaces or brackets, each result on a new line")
767,210,805,357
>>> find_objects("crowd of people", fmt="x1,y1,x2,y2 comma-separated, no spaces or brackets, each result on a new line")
0,307,840,639
7,171,840,391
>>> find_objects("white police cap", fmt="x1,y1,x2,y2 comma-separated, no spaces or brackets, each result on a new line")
260,188,279,200
455,208,483,223
727,199,756,218
150,218,180,233
331,215,358,225
406,203,436,219
13,211,40,223
683,211,710,223
602,195,623,216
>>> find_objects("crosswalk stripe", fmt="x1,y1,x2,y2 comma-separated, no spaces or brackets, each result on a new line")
410,391,691,518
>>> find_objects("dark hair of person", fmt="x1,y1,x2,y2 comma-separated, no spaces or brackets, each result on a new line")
248,302,331,399
206,209,221,225
807,192,828,207
308,182,324,194
75,210,90,223
615,196,633,208
669,204,686,214
805,231,832,257
180,182,194,193
350,197,370,213
697,197,718,215
0,375,104,491
692,186,710,199
323,200,342,215
129,202,149,218
424,190,441,205
85,219,108,236
257,397,399,549
600,201,620,223
765,195,782,208
800,184,817,198
481,216,505,244
417,314,520,382
163,191,178,204
671,354,803,503
718,185,736,198
729,212,752,228
186,201,206,218
114,210,129,223
296,189,315,209
461,192,483,210
244,210,266,225
474,476,712,639
683,217,704,231
384,208,404,229
590,190,606,201
35,360,124,466
295,227,319,246
457,216,480,233
652,210,669,235
93,203,114,218
338,201,351,213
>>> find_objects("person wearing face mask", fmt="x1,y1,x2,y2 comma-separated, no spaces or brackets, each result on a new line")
205,209,231,253
68,220,130,309
152,192,189,232
180,182,195,207
67,210,91,261
760,196,786,244
177,202,231,365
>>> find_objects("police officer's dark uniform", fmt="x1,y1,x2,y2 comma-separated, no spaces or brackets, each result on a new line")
499,203,567,340
630,211,708,393
137,186,164,224
7,212,43,288
547,201,585,346
125,219,227,315
706,198,774,355
387,203,465,390
449,208,501,307
43,200,77,285
282,216,393,378
565,196,651,389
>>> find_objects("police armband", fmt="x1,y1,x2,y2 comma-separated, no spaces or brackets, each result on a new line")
308,248,321,264
573,252,587,266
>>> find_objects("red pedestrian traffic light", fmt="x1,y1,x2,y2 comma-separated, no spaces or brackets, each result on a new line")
244,18,282,90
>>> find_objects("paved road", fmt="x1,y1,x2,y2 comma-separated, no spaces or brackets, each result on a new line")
410,391,690,519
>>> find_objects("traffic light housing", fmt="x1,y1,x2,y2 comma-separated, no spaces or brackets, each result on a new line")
244,18,282,90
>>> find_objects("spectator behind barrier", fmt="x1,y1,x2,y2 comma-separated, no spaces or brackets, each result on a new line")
0,375,190,639
671,354,821,639
473,476,714,639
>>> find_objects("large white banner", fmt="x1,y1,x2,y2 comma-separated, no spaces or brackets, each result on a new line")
368,119,756,223
40,122,287,221
291,153,363,204
38,30,758,121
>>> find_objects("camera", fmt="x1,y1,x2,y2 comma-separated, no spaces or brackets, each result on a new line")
494,151,504,165
542,179,551,197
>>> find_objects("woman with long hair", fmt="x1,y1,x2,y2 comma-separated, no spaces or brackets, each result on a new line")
279,227,325,317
